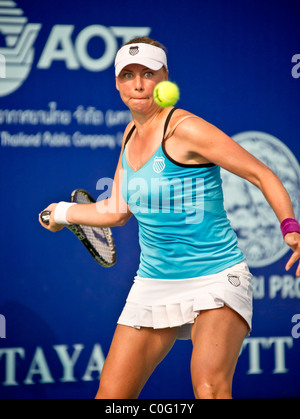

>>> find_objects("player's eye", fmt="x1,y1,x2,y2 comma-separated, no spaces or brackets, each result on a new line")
122,72,133,79
144,72,153,78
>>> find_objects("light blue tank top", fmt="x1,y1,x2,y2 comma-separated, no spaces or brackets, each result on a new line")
121,108,244,279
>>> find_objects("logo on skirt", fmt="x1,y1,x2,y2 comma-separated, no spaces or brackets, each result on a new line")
227,274,241,287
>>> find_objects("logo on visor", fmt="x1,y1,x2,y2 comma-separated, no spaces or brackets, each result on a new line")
129,46,139,56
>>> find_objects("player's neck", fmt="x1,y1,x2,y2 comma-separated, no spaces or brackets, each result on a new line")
131,107,165,139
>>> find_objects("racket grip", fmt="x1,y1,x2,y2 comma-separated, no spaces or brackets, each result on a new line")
41,210,51,225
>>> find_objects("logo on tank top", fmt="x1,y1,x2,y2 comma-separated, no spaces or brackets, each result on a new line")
153,156,165,173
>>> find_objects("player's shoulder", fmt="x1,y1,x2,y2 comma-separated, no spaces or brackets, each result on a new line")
173,107,195,119
167,108,222,149
169,108,211,135
172,108,204,125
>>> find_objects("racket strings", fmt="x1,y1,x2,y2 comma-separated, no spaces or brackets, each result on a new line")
82,225,114,263
71,190,116,265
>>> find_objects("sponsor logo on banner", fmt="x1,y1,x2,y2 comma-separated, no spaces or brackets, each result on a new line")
0,343,105,386
0,1,151,97
0,337,295,388
0,53,6,78
221,131,300,268
0,2,41,96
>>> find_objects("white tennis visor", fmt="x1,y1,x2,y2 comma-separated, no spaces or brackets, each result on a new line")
115,43,168,77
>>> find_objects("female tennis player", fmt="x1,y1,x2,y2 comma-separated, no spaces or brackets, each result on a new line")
39,37,300,399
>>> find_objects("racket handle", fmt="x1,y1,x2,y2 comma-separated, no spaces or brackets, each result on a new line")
41,210,51,225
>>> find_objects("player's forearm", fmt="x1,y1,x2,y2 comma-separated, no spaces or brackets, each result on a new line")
66,200,131,227
253,167,296,223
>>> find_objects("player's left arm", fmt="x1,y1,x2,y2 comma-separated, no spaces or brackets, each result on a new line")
175,116,300,276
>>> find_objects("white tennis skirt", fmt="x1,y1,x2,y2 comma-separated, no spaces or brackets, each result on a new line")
118,261,253,340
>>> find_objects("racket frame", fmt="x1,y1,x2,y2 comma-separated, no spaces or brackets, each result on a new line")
41,189,116,267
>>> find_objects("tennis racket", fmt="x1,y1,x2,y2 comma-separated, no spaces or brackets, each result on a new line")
41,189,117,268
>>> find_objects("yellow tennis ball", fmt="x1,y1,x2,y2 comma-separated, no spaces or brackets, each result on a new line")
153,81,180,108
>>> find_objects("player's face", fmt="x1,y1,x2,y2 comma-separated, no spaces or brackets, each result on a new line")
116,64,168,113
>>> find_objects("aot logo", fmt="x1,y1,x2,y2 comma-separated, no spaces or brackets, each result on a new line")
0,53,6,78
36,25,150,72
0,1,151,97
221,131,300,268
0,1,41,96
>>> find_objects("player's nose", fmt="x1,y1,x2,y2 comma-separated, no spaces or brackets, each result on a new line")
134,76,144,91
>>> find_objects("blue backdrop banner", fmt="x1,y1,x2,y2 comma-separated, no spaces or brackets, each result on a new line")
0,0,299,399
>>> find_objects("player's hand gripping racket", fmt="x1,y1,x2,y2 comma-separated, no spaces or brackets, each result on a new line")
41,189,117,268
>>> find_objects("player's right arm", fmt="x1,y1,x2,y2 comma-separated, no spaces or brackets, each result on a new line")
39,124,133,232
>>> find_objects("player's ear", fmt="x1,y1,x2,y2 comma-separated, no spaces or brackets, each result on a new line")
164,68,169,81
